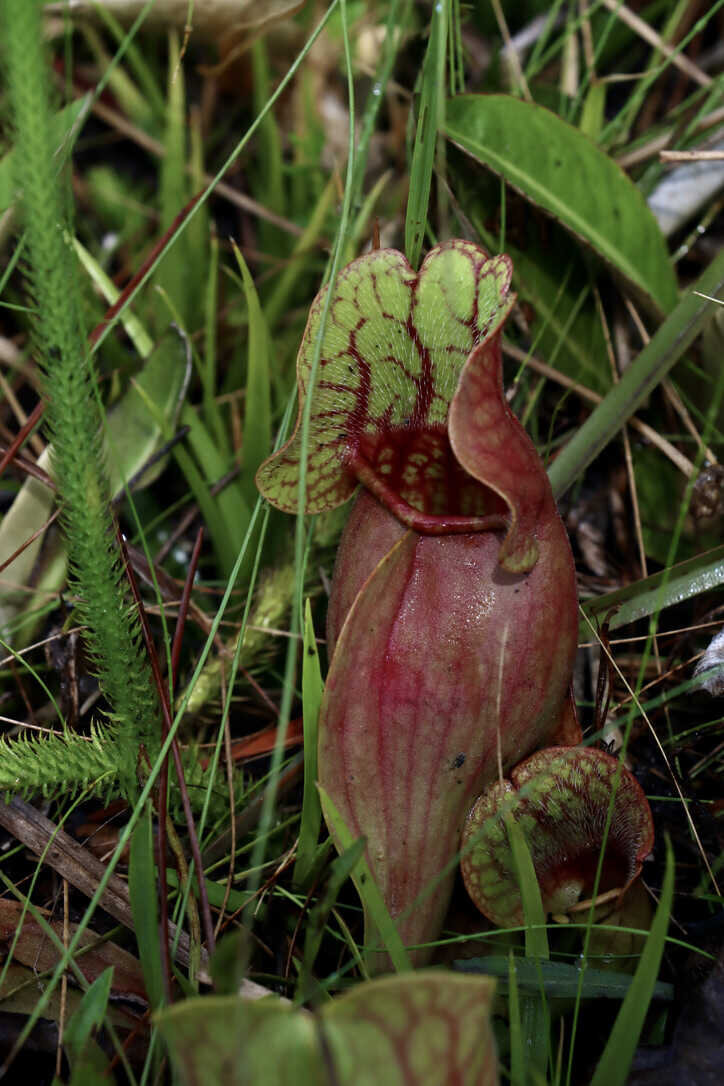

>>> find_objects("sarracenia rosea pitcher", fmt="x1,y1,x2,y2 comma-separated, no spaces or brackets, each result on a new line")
257,241,651,965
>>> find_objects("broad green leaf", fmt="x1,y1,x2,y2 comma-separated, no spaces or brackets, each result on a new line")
256,241,513,515
105,327,191,493
0,97,89,213
580,543,724,638
157,971,498,1086
293,599,325,889
444,95,677,316
461,748,653,927
590,840,675,1086
456,957,673,1002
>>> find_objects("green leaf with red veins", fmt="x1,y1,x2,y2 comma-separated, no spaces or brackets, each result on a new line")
256,241,513,522
461,747,654,928
156,972,499,1086
323,972,498,1086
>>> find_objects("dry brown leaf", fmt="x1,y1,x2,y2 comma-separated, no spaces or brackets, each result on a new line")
0,898,147,1003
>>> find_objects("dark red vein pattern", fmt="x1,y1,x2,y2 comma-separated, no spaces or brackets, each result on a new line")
325,971,498,1085
461,747,655,927
256,241,513,516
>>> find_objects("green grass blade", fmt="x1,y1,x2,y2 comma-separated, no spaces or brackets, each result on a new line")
154,30,194,331
262,175,337,330
508,952,525,1086
348,0,409,218
405,1,446,269
73,236,153,355
232,242,272,508
318,785,412,973
548,249,724,498
179,402,250,575
63,967,114,1063
239,0,358,958
201,231,229,457
129,803,165,1011
251,38,286,255
590,840,675,1086
506,814,550,1078
293,599,325,889
506,814,549,961
85,3,343,363
297,835,367,1000
93,0,165,119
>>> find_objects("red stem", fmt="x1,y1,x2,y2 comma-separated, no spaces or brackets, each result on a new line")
0,399,44,477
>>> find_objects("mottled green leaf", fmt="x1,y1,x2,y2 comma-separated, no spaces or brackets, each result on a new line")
461,748,654,927
256,241,513,516
444,95,677,316
322,972,498,1085
157,971,498,1086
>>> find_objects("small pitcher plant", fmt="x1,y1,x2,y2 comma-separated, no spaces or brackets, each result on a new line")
257,241,653,963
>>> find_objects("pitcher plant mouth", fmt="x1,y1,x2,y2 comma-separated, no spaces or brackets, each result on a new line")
255,242,542,559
